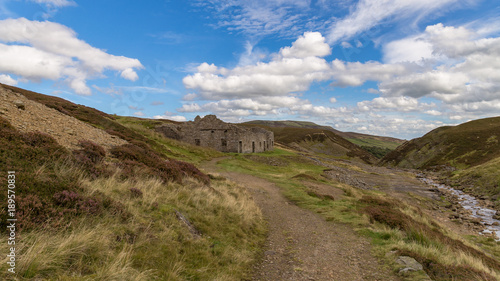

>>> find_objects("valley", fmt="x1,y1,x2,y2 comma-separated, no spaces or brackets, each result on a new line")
1,83,500,280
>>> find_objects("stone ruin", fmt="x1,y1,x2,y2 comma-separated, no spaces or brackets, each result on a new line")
156,115,274,153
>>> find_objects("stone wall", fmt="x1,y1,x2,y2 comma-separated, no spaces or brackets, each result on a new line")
156,115,274,153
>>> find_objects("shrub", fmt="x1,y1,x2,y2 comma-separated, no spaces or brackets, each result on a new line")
16,195,49,231
75,140,106,163
129,188,143,198
73,140,108,178
53,190,103,216
110,144,209,184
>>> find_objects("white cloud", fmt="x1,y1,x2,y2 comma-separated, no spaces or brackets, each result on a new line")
331,59,409,87
153,114,187,122
279,32,331,58
31,0,75,7
0,74,17,85
330,114,449,139
196,0,314,37
326,0,467,44
341,42,352,48
379,23,500,108
425,110,442,116
0,18,143,95
178,103,202,112
357,96,435,112
177,95,348,121
383,35,434,64
181,22,500,139
120,68,139,81
134,111,145,117
183,32,331,100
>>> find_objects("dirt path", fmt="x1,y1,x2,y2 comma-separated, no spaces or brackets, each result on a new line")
201,158,400,281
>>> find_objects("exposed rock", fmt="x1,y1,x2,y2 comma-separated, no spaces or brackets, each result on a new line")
396,256,423,272
0,86,128,150
396,256,432,280
13,100,25,110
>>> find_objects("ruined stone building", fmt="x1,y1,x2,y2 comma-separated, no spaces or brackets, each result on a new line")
156,115,274,153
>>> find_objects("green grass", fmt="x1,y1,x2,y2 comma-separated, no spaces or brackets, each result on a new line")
382,116,500,169
346,137,401,150
451,156,500,204
0,99,265,280
213,148,500,280
0,170,266,280
114,116,224,164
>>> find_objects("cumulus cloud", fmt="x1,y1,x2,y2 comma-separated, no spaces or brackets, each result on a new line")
331,59,410,87
357,96,435,112
177,95,348,120
0,18,143,95
279,32,331,58
379,23,500,106
182,22,500,138
383,35,434,64
0,74,17,85
153,112,187,122
183,32,331,100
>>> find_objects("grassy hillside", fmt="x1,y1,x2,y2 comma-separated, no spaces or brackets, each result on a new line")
381,117,500,169
243,120,404,158
380,116,500,206
0,85,265,280
243,123,377,163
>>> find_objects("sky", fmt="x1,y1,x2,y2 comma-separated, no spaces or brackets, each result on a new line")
0,0,499,139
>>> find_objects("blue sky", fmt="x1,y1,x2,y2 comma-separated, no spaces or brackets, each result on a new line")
1,0,500,139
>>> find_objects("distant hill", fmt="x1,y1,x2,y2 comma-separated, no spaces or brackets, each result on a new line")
241,122,377,164
243,120,404,159
380,116,500,170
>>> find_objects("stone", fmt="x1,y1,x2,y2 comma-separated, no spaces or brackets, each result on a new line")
396,256,423,273
156,115,274,153
13,100,25,110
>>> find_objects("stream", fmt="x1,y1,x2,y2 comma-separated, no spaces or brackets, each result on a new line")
419,176,500,240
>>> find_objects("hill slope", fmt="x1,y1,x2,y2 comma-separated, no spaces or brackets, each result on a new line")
380,116,500,169
243,120,404,158
0,84,265,280
242,123,377,163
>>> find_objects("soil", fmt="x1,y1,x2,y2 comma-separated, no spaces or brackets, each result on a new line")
202,158,400,281
0,87,127,150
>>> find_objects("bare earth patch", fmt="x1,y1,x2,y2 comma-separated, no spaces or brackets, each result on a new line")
0,87,127,150
202,158,400,281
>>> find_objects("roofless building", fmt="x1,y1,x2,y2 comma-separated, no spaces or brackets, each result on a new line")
156,115,274,153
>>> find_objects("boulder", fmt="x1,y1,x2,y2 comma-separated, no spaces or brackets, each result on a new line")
396,256,423,273
13,100,25,110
